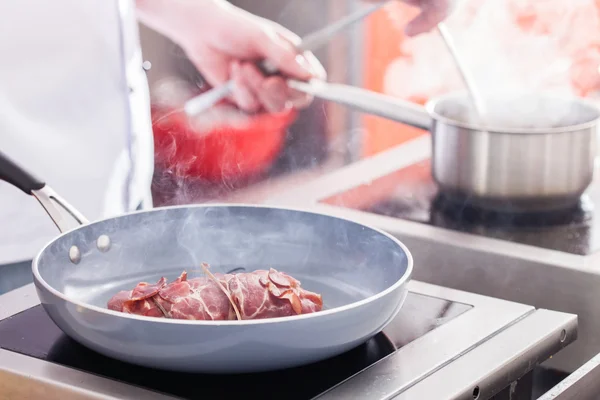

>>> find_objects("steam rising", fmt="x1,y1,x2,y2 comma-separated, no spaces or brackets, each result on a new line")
150,78,265,205
382,0,600,129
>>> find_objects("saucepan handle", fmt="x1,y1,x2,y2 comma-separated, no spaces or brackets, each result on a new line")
288,79,433,131
0,150,89,232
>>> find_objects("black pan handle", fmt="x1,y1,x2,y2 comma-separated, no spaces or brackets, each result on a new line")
0,150,45,194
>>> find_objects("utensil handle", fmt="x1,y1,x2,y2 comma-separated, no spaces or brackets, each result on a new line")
184,82,234,116
0,150,88,232
296,1,389,51
0,150,45,194
183,61,279,116
288,80,432,130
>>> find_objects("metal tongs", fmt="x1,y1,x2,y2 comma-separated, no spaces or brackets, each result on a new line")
183,1,391,117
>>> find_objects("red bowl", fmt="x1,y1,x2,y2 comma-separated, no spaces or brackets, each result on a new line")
152,105,297,182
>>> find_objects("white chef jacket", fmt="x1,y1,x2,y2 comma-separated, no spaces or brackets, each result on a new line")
0,0,155,264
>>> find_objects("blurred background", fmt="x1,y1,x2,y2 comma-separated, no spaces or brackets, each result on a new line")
142,0,360,206
139,0,600,206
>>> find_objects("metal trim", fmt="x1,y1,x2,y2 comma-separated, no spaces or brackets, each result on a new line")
0,348,174,400
315,281,535,399
538,352,600,400
396,309,577,399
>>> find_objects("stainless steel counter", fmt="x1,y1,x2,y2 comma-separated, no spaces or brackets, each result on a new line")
538,353,600,400
0,279,576,399
264,134,600,373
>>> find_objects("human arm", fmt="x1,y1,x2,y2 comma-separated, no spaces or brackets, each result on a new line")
365,0,452,36
135,0,324,113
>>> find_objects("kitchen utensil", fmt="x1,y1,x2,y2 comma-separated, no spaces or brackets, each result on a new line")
437,23,488,124
288,79,600,212
183,1,390,117
0,150,412,373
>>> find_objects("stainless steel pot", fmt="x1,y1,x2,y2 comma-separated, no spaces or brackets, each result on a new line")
290,80,600,212
426,93,599,211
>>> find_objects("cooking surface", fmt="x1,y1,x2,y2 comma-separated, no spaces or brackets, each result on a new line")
0,292,471,400
0,279,578,399
322,159,600,256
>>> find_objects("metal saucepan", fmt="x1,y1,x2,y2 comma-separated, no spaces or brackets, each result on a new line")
290,79,600,212
0,151,412,373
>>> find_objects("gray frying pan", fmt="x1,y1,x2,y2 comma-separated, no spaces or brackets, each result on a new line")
0,151,412,373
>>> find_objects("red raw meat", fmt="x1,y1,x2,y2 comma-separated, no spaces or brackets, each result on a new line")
107,267,323,321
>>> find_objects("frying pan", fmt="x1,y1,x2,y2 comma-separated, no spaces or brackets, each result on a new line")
289,79,600,212
0,151,412,373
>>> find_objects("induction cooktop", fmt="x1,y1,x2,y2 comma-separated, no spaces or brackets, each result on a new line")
0,291,471,400
322,159,600,256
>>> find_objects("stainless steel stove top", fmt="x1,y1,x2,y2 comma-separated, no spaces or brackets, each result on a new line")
331,159,597,256
0,280,576,399
265,134,600,373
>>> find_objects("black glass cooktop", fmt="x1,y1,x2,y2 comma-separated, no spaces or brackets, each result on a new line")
0,293,471,400
323,161,600,256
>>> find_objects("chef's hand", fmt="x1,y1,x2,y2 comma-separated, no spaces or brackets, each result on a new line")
136,0,325,114
365,0,452,36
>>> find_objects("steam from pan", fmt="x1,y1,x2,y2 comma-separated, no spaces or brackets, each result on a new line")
382,0,600,130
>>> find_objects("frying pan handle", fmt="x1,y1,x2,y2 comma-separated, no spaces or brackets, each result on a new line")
0,150,45,194
287,79,433,131
0,150,89,232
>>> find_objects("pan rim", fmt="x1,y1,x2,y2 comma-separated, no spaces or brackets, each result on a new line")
426,91,600,134
32,203,413,326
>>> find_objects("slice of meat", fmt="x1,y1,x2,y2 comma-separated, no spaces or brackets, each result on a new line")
107,266,324,321
107,290,131,312
108,289,165,318
130,277,168,301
